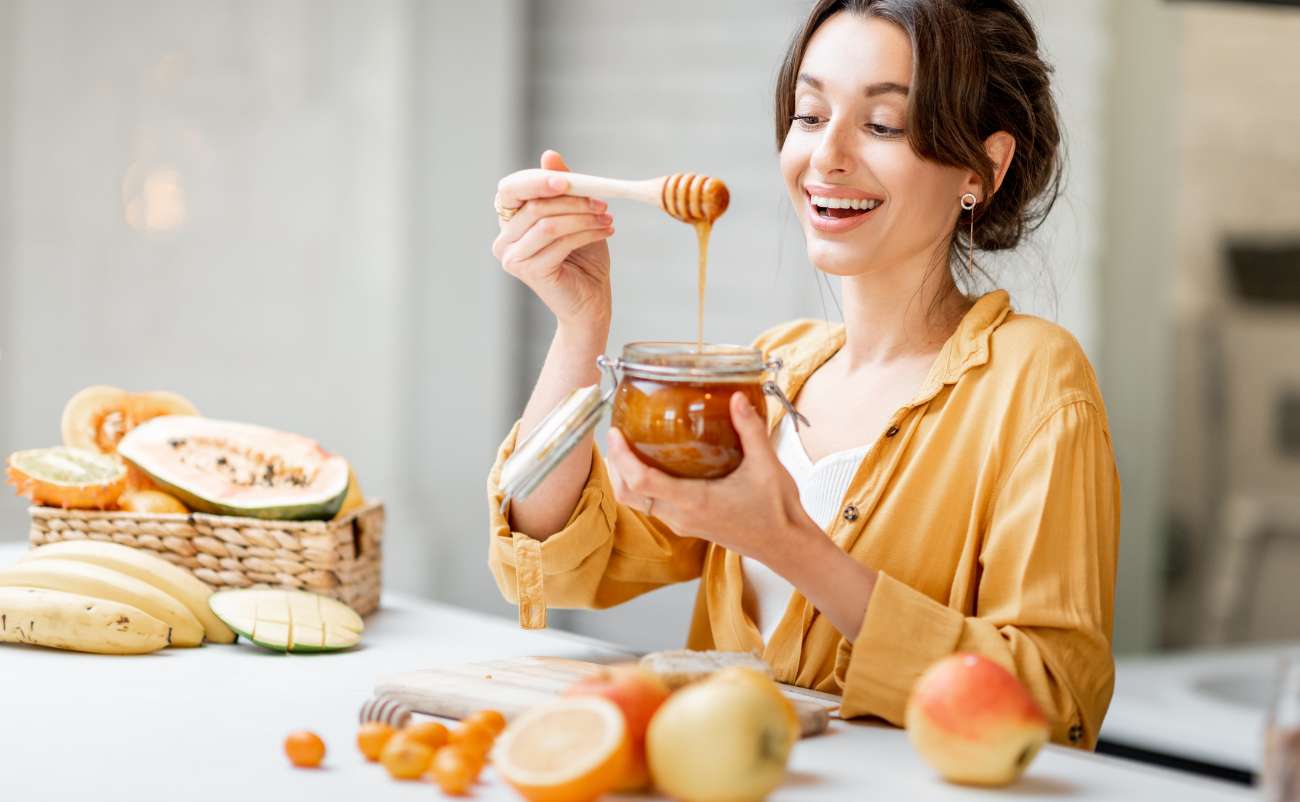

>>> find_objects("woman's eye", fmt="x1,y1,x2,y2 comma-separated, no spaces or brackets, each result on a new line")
792,115,903,137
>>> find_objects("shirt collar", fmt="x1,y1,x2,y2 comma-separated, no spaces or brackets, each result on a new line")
920,289,1013,392
768,290,1013,426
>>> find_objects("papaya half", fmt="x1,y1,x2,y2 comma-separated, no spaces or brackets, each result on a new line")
117,417,349,521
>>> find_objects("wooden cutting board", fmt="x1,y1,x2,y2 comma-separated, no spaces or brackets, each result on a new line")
376,656,839,738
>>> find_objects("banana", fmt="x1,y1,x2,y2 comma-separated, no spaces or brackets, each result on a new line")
0,586,168,654
0,559,203,647
21,541,236,644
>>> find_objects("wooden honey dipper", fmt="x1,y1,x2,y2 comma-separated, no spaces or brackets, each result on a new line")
533,170,730,223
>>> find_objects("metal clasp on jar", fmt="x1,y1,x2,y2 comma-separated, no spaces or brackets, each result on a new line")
762,357,811,431
595,354,622,403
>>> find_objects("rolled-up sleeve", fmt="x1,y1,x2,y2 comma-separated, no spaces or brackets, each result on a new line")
832,399,1120,749
487,421,709,629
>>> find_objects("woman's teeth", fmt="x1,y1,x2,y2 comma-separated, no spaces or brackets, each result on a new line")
810,194,881,219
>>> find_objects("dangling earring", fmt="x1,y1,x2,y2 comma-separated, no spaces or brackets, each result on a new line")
960,192,978,273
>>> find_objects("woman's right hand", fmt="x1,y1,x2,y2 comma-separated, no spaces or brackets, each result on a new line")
492,150,615,330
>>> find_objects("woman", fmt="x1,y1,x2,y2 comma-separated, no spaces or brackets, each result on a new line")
486,0,1119,750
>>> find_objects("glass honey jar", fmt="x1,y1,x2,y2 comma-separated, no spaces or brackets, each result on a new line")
499,341,807,507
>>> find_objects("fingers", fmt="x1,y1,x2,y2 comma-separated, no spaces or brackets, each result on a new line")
493,195,609,254
493,150,574,215
606,428,675,505
730,392,775,464
540,149,570,172
499,225,613,282
502,209,612,262
604,436,639,508
496,168,571,215
733,392,769,447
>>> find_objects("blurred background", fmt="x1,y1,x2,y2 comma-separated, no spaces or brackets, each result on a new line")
0,0,1297,690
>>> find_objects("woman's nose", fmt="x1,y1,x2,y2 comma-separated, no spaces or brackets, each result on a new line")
810,118,856,176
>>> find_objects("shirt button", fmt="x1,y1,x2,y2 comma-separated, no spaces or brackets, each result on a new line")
842,504,859,522
885,425,900,437
1068,724,1083,744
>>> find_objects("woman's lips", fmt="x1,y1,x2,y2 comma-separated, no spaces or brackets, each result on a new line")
804,193,882,234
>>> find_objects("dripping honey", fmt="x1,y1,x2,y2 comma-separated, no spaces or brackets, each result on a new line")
693,220,710,352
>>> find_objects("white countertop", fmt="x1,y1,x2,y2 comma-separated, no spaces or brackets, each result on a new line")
1105,642,1282,771
0,543,1252,802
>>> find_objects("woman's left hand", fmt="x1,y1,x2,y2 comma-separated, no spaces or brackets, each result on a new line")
605,391,814,563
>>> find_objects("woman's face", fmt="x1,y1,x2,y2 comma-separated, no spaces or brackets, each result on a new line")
780,13,970,278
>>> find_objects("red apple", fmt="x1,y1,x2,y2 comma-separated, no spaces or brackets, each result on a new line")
565,665,671,791
905,653,1049,786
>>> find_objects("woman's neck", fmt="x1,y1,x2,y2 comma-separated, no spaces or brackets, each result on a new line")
835,254,969,372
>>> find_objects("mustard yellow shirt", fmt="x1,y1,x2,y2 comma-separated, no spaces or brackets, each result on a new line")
486,290,1119,749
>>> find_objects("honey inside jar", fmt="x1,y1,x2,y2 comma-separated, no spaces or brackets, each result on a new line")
607,343,770,480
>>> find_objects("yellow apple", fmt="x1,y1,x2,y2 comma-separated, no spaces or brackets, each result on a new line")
905,653,1049,786
708,666,801,750
646,676,794,802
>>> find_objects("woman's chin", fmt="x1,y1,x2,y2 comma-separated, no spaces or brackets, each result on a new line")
806,241,871,277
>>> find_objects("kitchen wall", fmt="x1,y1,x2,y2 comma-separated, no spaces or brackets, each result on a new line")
1096,0,1181,656
1163,3,1300,646
0,1,411,540
0,0,522,619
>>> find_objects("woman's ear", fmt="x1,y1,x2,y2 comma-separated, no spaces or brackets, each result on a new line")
984,131,1016,196
960,131,1016,201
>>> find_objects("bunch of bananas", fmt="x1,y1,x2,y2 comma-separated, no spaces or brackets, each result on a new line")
0,540,235,654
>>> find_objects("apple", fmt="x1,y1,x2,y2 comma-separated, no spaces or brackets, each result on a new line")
905,653,1049,786
565,665,671,791
708,666,801,749
646,675,794,802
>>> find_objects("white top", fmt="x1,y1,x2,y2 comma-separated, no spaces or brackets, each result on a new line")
740,413,873,645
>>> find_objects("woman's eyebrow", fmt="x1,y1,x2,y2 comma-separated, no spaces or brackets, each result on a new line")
866,81,909,97
797,73,910,98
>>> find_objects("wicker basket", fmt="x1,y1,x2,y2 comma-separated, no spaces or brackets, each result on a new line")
26,500,385,616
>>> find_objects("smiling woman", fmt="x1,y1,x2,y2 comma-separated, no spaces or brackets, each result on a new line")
775,0,1061,289
487,0,1118,755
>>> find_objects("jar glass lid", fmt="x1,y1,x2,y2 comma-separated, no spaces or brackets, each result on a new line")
499,384,608,510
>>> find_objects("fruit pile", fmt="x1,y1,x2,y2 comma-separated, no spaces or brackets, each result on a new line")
286,663,803,801
6,384,365,522
285,709,508,795
504,665,797,802
0,540,364,655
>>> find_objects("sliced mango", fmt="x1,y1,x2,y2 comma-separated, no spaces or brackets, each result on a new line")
208,589,362,654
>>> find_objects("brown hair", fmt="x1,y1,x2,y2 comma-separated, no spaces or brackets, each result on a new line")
775,0,1062,273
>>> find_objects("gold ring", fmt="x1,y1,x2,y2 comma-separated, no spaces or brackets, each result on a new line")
494,193,522,222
